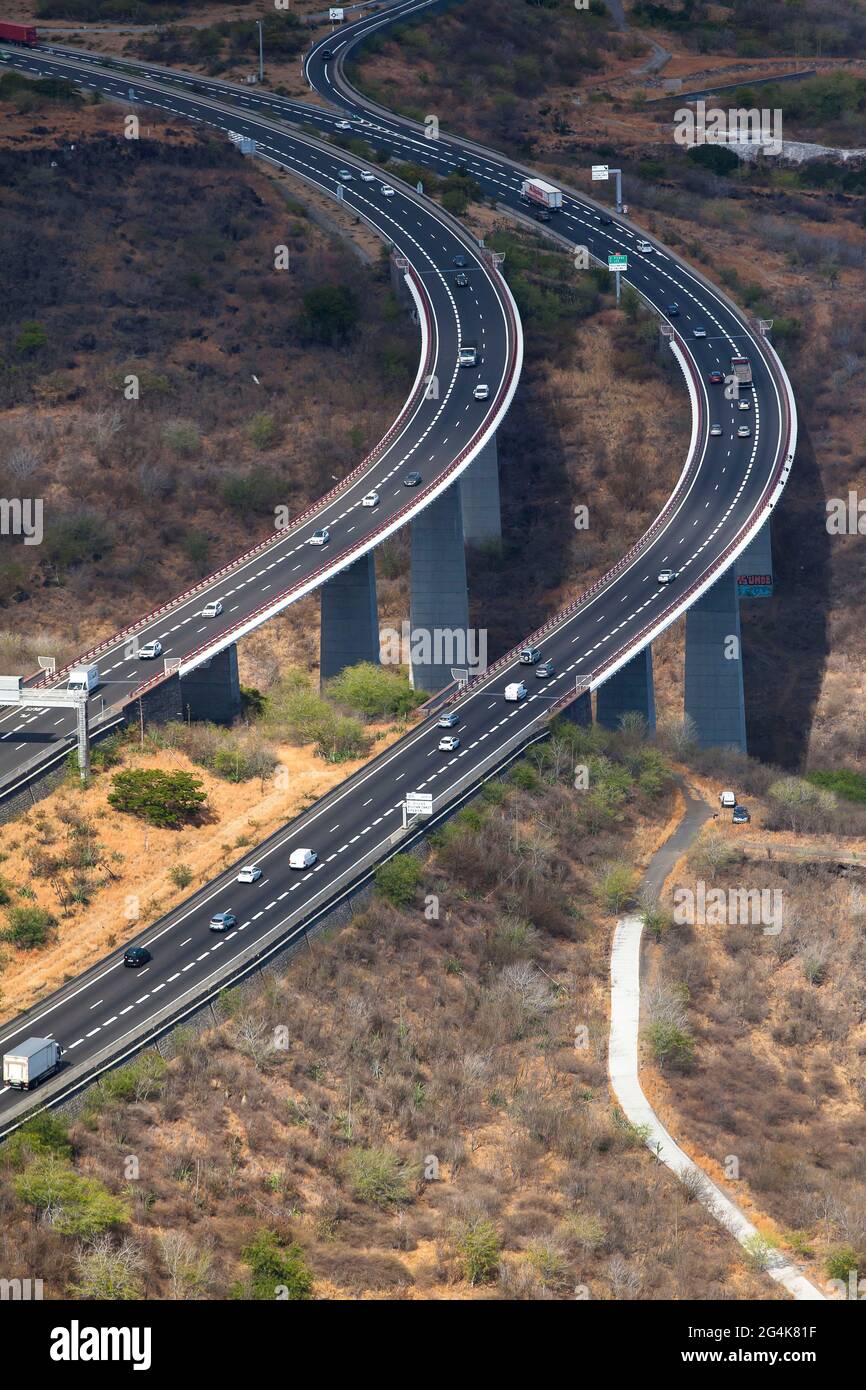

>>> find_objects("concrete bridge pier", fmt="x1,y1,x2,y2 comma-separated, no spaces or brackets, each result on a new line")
410,484,470,692
596,648,656,732
684,566,747,751
319,552,380,685
735,519,774,598
461,434,502,546
179,644,242,724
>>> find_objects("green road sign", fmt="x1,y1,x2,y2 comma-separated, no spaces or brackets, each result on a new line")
608,253,628,271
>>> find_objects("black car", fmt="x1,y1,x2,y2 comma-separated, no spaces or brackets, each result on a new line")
535,659,554,678
455,272,469,287
403,471,422,487
124,947,152,968
452,254,467,268
667,302,680,317
535,208,550,223
321,48,334,59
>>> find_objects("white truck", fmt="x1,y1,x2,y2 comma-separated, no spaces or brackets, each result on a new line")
519,177,563,213
67,663,99,694
2,1037,64,1090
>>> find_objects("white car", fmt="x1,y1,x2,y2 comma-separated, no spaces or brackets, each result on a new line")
657,568,677,584
504,682,527,702
237,865,263,884
137,639,162,659
710,424,723,437
202,600,223,618
335,120,352,131
289,848,317,870
362,490,379,507
360,170,375,182
381,184,395,198
473,384,490,401
309,528,330,545
737,425,751,438
438,711,459,728
693,327,707,338
738,398,751,411
438,735,460,752
337,169,353,182
636,239,653,254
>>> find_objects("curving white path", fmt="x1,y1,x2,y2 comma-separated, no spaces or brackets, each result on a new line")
609,914,826,1301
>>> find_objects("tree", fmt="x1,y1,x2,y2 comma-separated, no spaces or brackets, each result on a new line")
645,1019,695,1071
299,285,359,345
159,1231,213,1300
344,1146,413,1209
596,861,637,914
72,1236,144,1300
108,769,206,828
14,1157,129,1237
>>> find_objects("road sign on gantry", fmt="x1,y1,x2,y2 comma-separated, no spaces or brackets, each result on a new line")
592,165,609,181
608,253,628,271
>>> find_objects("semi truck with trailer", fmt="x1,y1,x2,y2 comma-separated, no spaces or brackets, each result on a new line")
0,22,39,45
519,178,563,213
2,1037,64,1090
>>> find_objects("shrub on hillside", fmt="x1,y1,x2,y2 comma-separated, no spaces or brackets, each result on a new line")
107,769,206,828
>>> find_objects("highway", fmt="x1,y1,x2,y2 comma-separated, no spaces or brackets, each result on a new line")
0,5,795,1130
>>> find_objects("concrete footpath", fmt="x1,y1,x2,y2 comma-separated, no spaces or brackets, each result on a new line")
608,782,826,1301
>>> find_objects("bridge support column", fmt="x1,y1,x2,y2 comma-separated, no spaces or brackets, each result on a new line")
178,644,242,725
410,484,470,692
461,435,502,545
684,567,747,751
735,519,774,599
596,649,656,732
320,552,380,685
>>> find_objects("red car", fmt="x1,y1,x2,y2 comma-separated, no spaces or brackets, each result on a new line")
708,371,724,384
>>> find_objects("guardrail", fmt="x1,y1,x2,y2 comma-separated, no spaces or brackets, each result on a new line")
0,713,548,1138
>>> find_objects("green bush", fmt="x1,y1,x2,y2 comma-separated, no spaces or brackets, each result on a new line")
456,1217,500,1284
825,1246,860,1285
325,662,422,718
299,285,359,345
645,1020,695,1071
343,1145,412,1208
374,854,422,907
98,1052,167,1104
2,905,57,950
236,1229,313,1301
13,321,48,357
108,769,207,828
595,861,637,914
163,419,201,457
1,1112,71,1170
169,863,193,889
807,769,866,804
247,412,281,451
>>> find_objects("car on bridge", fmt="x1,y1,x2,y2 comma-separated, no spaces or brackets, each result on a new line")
360,170,375,182
438,711,459,728
202,600,223,618
289,848,317,870
124,947,151,968
362,490,379,507
438,734,460,752
737,425,751,438
473,384,490,400
137,639,162,659
667,302,680,317
309,528,330,545
336,120,352,131
338,169,354,181
693,327,707,338
455,272,469,287
636,239,653,254
504,682,527,702
237,865,263,883
403,471,422,487
535,659,554,678
381,185,395,198
209,911,237,933
708,370,724,384
710,424,723,436
657,568,678,584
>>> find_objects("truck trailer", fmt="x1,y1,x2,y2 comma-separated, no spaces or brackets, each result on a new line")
519,178,563,212
2,1037,63,1090
0,22,39,45
730,355,753,388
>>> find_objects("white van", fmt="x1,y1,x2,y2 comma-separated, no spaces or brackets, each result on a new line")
289,848,317,870
504,682,527,702
719,789,736,808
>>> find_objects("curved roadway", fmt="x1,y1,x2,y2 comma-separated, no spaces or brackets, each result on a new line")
0,8,795,1129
